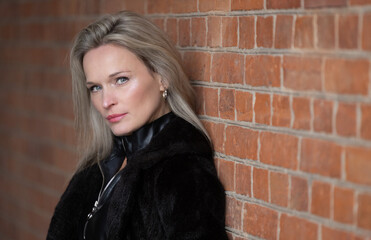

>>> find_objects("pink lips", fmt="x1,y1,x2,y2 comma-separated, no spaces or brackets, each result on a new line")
106,113,127,123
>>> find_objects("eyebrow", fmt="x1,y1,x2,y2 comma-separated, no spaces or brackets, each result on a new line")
109,71,130,78
86,71,131,85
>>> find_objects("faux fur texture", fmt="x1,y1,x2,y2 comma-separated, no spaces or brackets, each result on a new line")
47,117,228,240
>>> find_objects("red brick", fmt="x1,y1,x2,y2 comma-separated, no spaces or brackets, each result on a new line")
267,0,301,8
325,58,369,95
193,86,204,115
236,90,253,122
239,16,255,49
191,18,206,47
294,16,314,48
219,159,235,191
350,0,371,5
178,19,190,47
222,17,238,47
272,94,291,127
231,0,264,10
313,99,333,133
0,197,50,237
0,174,59,214
0,111,76,147
333,186,354,224
253,168,269,201
147,0,171,13
225,126,258,160
317,15,335,49
2,45,68,68
256,16,274,48
345,147,371,185
207,16,222,47
245,55,281,87
226,196,243,230
292,97,311,130
0,1,19,18
151,18,165,31
358,193,371,230
212,53,244,84
172,0,197,13
59,0,100,15
283,56,322,91
280,214,318,240
361,104,371,140
243,203,278,240
0,23,18,40
275,15,293,49
290,176,309,211
203,87,219,117
336,102,356,136
254,93,271,125
21,20,87,43
166,18,177,45
305,0,347,8
0,152,68,193
311,181,331,218
322,226,364,240
339,14,359,49
236,164,251,196
214,158,220,174
234,236,249,240
199,0,230,11
301,138,341,178
363,13,371,50
183,51,211,82
220,89,235,120
123,0,146,13
260,132,298,169
270,171,289,207
3,90,73,121
202,121,225,153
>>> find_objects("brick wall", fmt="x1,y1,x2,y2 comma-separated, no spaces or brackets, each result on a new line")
0,0,371,239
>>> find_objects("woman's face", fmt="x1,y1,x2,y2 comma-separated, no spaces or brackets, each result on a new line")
83,44,169,136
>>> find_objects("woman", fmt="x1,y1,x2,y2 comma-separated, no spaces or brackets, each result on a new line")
47,11,228,240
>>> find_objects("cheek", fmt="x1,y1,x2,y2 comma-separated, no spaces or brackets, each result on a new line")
125,81,151,105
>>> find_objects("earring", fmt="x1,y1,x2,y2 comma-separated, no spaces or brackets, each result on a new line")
162,89,168,100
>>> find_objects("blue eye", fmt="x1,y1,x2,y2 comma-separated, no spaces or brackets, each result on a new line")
89,85,102,93
116,77,129,85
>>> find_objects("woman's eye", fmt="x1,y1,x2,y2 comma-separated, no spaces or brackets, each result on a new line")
116,77,129,85
89,85,101,93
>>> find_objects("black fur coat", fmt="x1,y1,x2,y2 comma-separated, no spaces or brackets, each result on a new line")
47,116,228,240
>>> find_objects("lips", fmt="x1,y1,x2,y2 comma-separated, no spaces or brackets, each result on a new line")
106,113,127,123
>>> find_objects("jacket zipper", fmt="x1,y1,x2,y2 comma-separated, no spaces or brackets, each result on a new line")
83,140,126,239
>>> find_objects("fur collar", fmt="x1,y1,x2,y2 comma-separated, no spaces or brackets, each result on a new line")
124,115,213,169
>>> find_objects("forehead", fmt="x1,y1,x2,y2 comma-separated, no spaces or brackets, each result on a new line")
82,44,143,80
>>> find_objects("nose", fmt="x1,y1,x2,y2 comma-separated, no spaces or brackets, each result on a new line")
102,89,117,109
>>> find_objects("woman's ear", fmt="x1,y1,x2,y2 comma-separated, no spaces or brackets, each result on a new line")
155,73,167,91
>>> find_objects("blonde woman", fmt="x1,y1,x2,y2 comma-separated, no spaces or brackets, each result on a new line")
47,11,228,240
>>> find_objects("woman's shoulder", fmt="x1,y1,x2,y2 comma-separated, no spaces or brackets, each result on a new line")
59,163,101,201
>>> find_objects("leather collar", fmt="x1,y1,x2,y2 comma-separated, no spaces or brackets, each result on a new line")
100,111,176,182
120,111,176,159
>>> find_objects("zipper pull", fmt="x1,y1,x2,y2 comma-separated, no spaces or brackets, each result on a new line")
84,200,99,239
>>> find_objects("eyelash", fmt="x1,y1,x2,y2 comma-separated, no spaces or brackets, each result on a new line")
116,76,129,85
89,85,101,93
88,77,129,93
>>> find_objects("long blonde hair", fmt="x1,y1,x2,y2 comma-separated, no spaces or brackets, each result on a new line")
70,11,210,170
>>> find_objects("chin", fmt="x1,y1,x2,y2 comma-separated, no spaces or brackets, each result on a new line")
110,126,135,136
